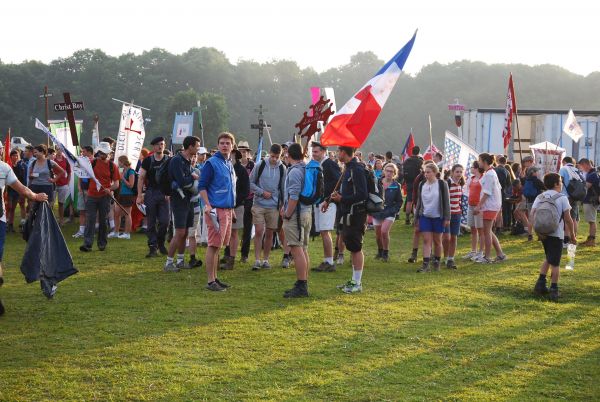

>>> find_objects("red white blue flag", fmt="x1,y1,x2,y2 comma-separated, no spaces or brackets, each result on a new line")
401,132,415,162
321,31,417,147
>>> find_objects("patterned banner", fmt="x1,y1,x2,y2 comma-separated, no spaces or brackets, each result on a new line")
530,141,565,176
172,113,194,145
49,119,82,208
115,104,146,169
443,130,478,172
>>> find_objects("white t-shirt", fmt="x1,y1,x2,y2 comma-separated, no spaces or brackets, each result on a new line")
0,161,18,223
479,168,502,212
531,190,571,239
421,180,440,218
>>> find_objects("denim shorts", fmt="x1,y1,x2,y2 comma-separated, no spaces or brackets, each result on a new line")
444,214,462,236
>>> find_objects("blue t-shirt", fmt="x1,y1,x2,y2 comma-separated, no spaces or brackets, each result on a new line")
120,168,136,195
584,170,600,204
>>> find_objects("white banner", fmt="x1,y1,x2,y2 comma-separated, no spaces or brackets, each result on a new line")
530,141,566,176
563,109,584,143
115,104,145,168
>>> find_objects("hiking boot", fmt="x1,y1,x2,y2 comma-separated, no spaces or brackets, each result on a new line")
432,260,441,272
375,249,383,260
408,250,418,263
175,260,188,270
281,256,291,269
534,278,549,295
215,278,230,289
284,281,308,298
158,244,168,255
251,261,262,271
494,254,508,263
98,245,106,251
548,287,561,302
220,256,235,270
219,255,229,264
164,262,180,272
312,262,336,272
261,260,272,270
446,260,458,270
416,262,430,273
206,281,226,292
339,280,362,294
527,234,533,241
381,251,389,263
189,257,203,268
146,247,159,258
579,236,596,247
240,256,248,264
79,245,92,252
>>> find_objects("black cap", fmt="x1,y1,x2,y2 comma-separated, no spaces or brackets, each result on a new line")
150,136,165,145
311,141,326,150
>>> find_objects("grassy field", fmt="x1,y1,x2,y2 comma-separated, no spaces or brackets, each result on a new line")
0,219,599,401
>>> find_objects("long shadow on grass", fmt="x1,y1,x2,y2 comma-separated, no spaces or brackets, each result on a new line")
147,303,590,400
272,306,598,401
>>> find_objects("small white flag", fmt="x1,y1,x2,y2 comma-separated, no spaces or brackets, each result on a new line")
563,109,584,143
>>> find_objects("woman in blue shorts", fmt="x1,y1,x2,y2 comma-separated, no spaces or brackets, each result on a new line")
414,163,450,272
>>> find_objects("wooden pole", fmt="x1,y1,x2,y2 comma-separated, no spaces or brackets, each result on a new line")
514,111,523,163
44,86,50,147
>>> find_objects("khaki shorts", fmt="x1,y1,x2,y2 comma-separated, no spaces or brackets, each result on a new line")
283,211,311,248
252,205,280,230
583,203,598,223
56,185,70,203
188,212,200,237
231,205,245,230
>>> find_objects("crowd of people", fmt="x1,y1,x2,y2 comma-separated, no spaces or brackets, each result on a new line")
0,132,598,313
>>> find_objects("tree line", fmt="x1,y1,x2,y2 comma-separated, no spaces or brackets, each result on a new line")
1,47,599,153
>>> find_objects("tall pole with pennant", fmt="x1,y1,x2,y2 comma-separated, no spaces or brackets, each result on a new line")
250,105,271,160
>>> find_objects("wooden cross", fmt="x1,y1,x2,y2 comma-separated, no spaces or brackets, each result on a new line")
53,92,84,146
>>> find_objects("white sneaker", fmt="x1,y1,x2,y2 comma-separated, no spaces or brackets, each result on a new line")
107,231,119,238
470,252,483,262
336,255,345,265
118,233,131,240
72,231,84,238
462,251,476,260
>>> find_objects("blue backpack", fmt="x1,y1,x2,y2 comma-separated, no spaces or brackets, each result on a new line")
299,160,324,205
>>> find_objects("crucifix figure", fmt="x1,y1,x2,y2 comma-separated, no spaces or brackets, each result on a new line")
53,92,84,146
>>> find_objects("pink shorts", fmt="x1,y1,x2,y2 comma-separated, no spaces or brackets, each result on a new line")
482,210,499,220
206,208,233,248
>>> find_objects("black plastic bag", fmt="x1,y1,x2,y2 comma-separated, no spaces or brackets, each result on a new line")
20,202,78,297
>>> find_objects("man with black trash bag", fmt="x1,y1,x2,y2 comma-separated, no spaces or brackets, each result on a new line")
0,140,48,315
21,202,78,299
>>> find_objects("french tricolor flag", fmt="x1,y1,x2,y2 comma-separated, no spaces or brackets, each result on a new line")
321,30,417,148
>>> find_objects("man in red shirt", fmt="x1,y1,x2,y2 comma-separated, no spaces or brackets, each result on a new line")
80,142,120,252
54,147,72,226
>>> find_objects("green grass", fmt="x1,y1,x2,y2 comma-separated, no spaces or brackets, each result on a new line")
0,219,599,401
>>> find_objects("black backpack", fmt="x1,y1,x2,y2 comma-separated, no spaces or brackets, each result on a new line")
156,156,172,196
565,168,586,202
354,163,384,213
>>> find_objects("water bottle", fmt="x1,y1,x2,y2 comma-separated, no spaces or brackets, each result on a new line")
565,243,576,270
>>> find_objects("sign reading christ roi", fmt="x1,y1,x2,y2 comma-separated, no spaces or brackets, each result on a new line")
53,101,85,112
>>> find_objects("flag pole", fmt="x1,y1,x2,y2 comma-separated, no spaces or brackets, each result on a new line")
428,115,433,147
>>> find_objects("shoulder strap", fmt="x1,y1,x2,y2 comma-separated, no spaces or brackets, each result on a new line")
255,159,266,185
47,159,54,178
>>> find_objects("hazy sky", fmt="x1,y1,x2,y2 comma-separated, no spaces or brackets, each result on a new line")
2,0,599,76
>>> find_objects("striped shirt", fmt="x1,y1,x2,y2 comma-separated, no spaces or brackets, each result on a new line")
448,179,463,214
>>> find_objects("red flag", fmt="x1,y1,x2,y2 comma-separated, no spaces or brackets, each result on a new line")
423,143,441,161
502,74,517,150
4,128,11,167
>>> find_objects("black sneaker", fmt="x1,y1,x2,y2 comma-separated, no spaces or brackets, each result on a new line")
312,262,336,272
80,245,92,252
408,251,418,263
416,262,430,273
549,287,560,302
146,248,159,258
0,298,4,315
534,279,549,295
283,282,308,298
158,244,168,255
215,278,230,289
98,245,106,251
206,281,226,292
446,260,457,270
189,258,203,268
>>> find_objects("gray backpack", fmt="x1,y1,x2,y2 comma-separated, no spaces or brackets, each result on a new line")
533,193,564,236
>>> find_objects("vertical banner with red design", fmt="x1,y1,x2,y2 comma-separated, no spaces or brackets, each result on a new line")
502,73,517,151
115,104,146,169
